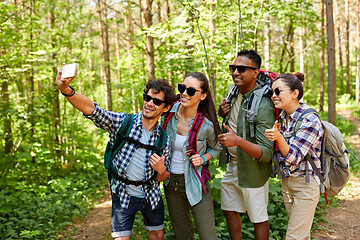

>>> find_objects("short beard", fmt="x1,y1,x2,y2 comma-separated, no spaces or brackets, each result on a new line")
142,110,161,120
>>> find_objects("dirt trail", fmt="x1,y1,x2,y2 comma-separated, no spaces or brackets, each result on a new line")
312,110,360,240
59,188,112,240
61,110,360,240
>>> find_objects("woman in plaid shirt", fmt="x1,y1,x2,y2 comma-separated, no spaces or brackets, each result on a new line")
265,72,324,240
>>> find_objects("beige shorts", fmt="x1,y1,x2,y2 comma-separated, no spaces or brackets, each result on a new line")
221,160,269,223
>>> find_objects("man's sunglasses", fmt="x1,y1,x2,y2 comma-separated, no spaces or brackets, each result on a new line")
229,65,258,73
178,84,201,96
143,94,165,106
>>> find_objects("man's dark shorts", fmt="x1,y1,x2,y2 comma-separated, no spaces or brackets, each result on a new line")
111,193,165,238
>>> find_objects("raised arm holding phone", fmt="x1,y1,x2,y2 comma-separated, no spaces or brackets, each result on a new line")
55,65,176,240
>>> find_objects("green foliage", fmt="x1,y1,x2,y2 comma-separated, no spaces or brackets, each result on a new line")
353,109,360,118
0,133,108,239
1,0,360,239
336,94,360,110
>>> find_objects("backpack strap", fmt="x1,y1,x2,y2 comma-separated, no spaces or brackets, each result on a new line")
104,114,133,170
154,127,167,157
187,111,207,193
293,108,325,183
162,112,174,130
187,111,205,153
105,114,167,184
242,86,268,138
162,109,208,193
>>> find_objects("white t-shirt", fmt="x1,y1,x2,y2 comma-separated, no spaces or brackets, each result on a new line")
170,134,187,174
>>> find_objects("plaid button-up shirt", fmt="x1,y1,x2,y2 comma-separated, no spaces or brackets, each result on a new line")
85,103,171,210
277,103,324,180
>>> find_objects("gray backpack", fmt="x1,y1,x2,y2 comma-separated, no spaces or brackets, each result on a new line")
292,108,354,196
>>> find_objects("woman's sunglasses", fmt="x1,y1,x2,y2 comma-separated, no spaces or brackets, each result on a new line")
274,88,281,96
273,88,289,96
178,84,201,96
229,65,258,73
143,94,165,106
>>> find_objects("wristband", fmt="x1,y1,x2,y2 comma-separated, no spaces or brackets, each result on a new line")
61,85,75,97
200,155,207,166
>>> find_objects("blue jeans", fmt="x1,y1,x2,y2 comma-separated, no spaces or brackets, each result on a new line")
111,193,165,238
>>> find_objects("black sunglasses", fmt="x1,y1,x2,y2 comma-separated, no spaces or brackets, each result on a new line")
274,88,281,96
178,84,201,96
143,94,165,106
229,65,258,73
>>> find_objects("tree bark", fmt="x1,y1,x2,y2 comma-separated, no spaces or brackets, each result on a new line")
345,0,351,94
50,5,61,161
126,3,137,113
279,20,294,73
1,79,13,154
143,0,155,81
209,0,216,104
335,0,344,92
356,0,360,103
97,0,112,111
326,0,336,125
299,26,305,74
290,26,295,72
157,0,161,23
165,0,174,85
320,1,325,112
264,18,270,70
114,4,122,97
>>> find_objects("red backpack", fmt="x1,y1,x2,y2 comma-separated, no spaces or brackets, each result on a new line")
162,110,210,193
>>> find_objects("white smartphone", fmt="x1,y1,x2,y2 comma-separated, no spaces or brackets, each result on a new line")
61,63,77,78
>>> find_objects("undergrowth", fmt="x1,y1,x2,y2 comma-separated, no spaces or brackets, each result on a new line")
0,148,107,239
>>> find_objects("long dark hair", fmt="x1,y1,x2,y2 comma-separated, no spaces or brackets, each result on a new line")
186,72,222,141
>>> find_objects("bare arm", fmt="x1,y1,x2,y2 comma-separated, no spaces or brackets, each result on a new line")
55,68,95,115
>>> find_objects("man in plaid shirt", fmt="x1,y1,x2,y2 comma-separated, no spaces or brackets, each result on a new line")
55,68,175,240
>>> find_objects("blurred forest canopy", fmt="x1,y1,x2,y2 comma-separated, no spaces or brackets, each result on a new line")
1,0,360,162
0,0,360,239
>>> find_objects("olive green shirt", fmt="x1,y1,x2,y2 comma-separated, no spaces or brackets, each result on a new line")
219,84,275,188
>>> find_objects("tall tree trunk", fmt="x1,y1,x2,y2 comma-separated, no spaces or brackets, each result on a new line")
299,26,305,74
326,0,336,125
345,0,351,94
356,0,360,103
126,3,136,113
28,0,35,163
264,18,270,70
335,0,344,92
97,0,112,110
165,0,174,85
209,1,216,103
143,0,155,81
1,79,13,154
289,26,295,72
50,5,61,161
320,1,325,112
279,20,294,73
114,4,122,97
157,0,161,23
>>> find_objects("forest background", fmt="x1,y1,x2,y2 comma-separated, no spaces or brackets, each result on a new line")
1,0,360,239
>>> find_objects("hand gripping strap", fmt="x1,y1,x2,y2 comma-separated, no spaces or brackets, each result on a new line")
163,110,208,193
